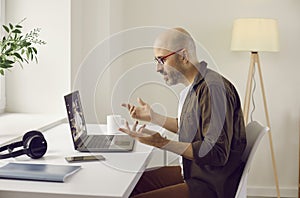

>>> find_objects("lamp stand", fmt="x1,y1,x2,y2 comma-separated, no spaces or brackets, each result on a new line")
243,52,280,198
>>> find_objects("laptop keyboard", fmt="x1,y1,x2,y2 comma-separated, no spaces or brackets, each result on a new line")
85,135,114,148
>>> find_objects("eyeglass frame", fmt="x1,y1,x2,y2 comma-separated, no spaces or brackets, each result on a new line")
154,48,184,65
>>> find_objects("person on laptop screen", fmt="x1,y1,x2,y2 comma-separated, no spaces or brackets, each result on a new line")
71,100,85,140
119,27,247,198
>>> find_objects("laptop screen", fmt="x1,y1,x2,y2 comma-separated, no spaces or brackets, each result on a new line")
64,91,88,147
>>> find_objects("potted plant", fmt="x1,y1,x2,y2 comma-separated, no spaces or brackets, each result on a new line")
0,18,46,75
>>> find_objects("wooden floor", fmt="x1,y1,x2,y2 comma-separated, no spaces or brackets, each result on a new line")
248,197,294,198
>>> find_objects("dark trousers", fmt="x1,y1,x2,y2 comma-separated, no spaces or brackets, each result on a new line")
130,166,189,198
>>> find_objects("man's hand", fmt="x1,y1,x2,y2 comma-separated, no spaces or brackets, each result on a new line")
119,121,169,148
121,98,153,122
122,98,179,134
119,121,193,160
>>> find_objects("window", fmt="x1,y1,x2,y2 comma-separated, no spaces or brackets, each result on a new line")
0,0,5,113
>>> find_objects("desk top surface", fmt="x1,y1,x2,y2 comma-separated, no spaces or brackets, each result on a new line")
0,123,160,198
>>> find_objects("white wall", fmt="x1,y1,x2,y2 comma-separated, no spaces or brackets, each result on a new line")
71,0,112,124
71,0,300,196
5,0,71,114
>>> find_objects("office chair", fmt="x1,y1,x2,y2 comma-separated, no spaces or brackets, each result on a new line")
235,121,269,198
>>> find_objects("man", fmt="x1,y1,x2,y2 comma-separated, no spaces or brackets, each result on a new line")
119,27,247,198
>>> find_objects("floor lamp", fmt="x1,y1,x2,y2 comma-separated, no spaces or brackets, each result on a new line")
231,18,280,197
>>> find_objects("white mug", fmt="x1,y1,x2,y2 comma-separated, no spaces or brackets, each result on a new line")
107,115,125,134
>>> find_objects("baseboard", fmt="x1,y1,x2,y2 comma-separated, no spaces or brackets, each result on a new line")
248,186,297,197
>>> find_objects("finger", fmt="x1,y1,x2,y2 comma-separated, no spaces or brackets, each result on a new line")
121,103,128,109
137,98,146,106
125,121,130,130
119,128,129,135
130,107,136,118
119,127,142,138
119,128,135,138
121,103,132,111
132,120,138,131
138,124,146,132
129,105,135,113
122,103,132,110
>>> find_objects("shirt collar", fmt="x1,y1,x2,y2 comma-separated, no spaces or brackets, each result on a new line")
191,61,208,91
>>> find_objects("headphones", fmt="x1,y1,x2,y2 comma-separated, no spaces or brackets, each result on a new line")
0,131,47,159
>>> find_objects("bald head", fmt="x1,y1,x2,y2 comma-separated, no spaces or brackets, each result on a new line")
154,27,198,63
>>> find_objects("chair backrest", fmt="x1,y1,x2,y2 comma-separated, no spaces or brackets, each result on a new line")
235,121,269,198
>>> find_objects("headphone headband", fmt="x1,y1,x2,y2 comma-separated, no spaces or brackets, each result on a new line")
0,131,47,160
0,149,25,159
0,141,23,153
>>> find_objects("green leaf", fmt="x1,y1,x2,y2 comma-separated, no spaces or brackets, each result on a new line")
10,43,17,50
4,59,14,65
12,29,21,34
0,19,46,75
24,42,31,47
9,23,13,30
3,25,9,33
26,50,30,60
4,48,13,54
28,47,32,54
14,53,23,61
32,47,37,54
0,63,13,69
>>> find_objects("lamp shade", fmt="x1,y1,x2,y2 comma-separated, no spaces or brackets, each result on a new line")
231,18,279,52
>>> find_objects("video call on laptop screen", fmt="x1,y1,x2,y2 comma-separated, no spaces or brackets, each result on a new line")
64,91,87,142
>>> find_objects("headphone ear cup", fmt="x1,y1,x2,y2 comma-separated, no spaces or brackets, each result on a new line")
23,131,47,159
23,131,44,143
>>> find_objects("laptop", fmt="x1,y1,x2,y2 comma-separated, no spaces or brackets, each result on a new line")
64,90,135,152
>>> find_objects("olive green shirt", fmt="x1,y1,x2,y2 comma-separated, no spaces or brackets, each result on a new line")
179,61,247,198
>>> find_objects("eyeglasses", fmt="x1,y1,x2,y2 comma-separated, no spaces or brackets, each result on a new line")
154,48,183,65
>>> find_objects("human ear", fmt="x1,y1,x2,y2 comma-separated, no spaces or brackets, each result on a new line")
181,49,189,64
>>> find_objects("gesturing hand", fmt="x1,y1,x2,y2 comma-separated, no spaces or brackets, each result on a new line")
121,98,153,122
119,121,169,149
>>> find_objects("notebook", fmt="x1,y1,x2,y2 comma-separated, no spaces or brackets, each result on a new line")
64,91,135,152
0,162,81,182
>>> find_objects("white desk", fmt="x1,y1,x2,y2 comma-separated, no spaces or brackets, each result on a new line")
0,123,158,198
0,113,65,146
